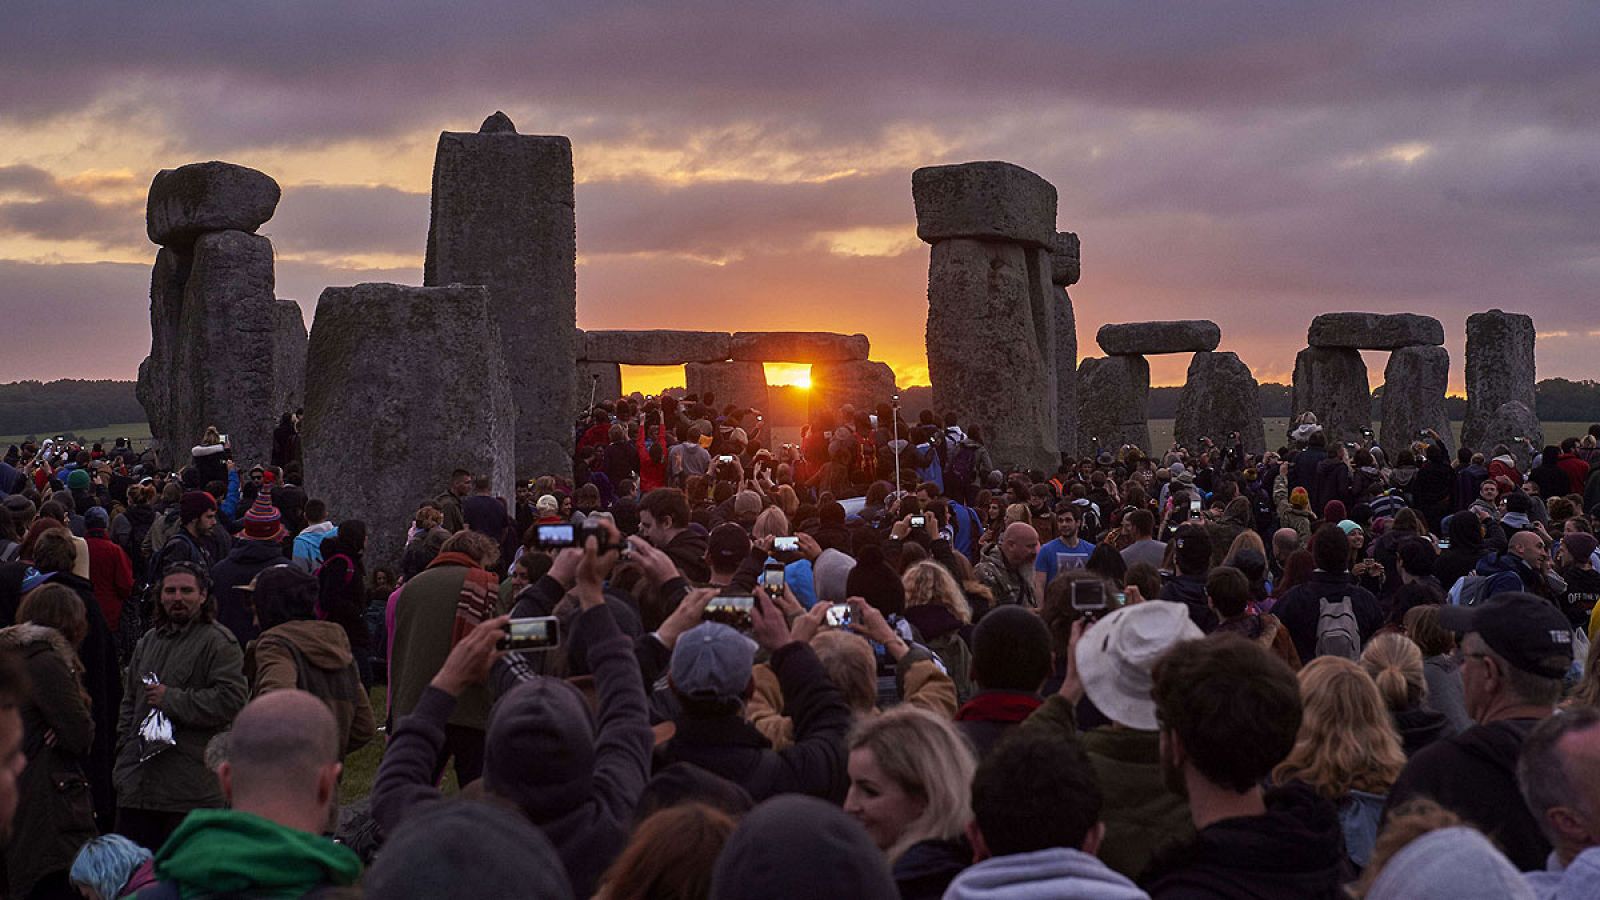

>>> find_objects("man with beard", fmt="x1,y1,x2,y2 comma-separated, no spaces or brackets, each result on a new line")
113,562,247,851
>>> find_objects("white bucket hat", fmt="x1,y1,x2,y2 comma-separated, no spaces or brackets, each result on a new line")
1075,601,1203,731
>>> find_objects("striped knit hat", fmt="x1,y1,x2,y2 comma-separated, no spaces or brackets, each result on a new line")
242,489,285,541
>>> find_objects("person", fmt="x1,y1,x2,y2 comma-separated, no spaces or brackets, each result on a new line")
246,564,375,762
387,529,501,785
1035,503,1095,585
1361,633,1449,756
209,489,289,646
375,524,653,898
1119,509,1166,571
1384,592,1573,871
362,800,575,900
669,426,712,490
1140,635,1344,898
1158,525,1218,632
1474,530,1555,600
137,691,361,897
153,491,220,573
435,468,471,533
462,474,512,550
69,834,157,900
975,522,1040,609
113,562,248,851
1402,604,1472,736
710,794,897,900
1516,707,1600,897
899,560,974,704
271,410,302,470
82,506,134,647
1208,565,1299,670
954,606,1050,758
1361,815,1537,900
0,647,23,846
1274,523,1384,663
291,498,338,572
1556,531,1600,628
943,729,1147,899
638,488,710,583
0,584,97,897
596,803,734,900
316,520,371,683
844,706,977,899
1029,600,1202,880
1270,656,1406,871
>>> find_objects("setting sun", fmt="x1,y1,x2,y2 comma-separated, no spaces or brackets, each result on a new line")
764,363,811,390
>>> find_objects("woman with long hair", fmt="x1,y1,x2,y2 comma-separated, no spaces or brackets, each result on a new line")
596,803,736,900
845,706,977,899
1272,656,1406,871
1360,633,1448,757
901,561,974,703
1402,604,1470,735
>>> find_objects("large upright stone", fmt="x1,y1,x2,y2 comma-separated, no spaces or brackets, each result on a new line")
1380,345,1451,453
1471,401,1543,469
575,361,623,412
272,299,308,414
1291,347,1371,444
1462,310,1537,452
912,162,1057,248
1051,233,1080,455
685,361,769,413
1308,312,1444,350
1096,321,1221,356
583,330,731,365
1175,352,1266,454
729,332,868,363
808,360,898,422
425,113,575,478
1076,356,1151,456
135,247,190,455
924,239,1058,471
146,162,281,249
302,284,516,570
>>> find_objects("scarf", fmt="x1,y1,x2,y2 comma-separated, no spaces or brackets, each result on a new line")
428,551,499,645
955,691,1043,724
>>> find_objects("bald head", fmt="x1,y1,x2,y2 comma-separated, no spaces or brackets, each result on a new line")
1510,531,1549,568
222,690,339,821
1000,522,1041,568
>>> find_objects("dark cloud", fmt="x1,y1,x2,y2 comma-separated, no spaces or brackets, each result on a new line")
267,184,429,258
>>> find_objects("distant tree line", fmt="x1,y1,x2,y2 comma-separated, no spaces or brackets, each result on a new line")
0,380,145,436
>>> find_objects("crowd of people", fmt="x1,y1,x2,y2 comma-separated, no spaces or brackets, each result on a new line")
0,394,1599,898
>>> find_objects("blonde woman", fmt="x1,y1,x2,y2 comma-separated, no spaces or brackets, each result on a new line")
845,706,976,898
752,507,789,542
1272,656,1407,870
1360,633,1448,757
901,561,974,703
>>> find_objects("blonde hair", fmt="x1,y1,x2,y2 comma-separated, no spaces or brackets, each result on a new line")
752,507,789,542
847,706,977,863
810,630,877,714
202,425,221,445
1224,530,1266,563
901,560,972,624
1402,605,1455,658
1003,503,1032,526
1360,633,1426,710
1272,656,1405,799
775,485,799,519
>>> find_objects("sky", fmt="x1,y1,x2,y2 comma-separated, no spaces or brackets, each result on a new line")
1,1,1597,397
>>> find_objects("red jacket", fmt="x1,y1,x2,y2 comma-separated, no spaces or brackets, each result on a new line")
636,424,669,493
84,532,132,631
1557,453,1589,494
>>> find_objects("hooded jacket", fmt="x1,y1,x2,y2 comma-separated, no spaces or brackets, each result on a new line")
1475,551,1546,600
1141,783,1344,899
246,619,376,758
1274,571,1384,664
664,528,711,584
1384,716,1551,871
144,809,360,898
210,538,288,645
1392,704,1449,757
945,847,1148,900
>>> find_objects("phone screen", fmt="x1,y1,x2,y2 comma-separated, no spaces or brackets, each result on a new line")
499,617,560,651
1189,497,1202,515
761,566,786,595
706,596,755,629
1070,580,1107,612
825,603,852,628
536,524,575,547
773,536,799,553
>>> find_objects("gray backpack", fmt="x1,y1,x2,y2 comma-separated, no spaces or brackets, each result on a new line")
1315,594,1361,660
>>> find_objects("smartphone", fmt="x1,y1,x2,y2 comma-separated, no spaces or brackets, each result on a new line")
533,523,577,548
825,603,853,628
909,515,927,529
761,564,786,597
218,433,230,447
1189,497,1202,515
773,536,799,553
1438,538,1451,550
498,616,560,651
1070,580,1108,614
718,455,736,465
705,596,755,630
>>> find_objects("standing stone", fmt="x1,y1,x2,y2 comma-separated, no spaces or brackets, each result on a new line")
1462,310,1537,452
728,332,869,363
912,162,1057,248
302,284,516,570
1308,312,1444,350
135,247,191,462
146,161,280,249
272,299,308,414
425,112,575,478
1175,352,1266,455
685,361,769,413
808,360,898,422
1470,401,1543,469
1096,321,1221,356
1291,347,1371,444
1380,346,1451,454
1076,356,1151,456
1051,232,1080,456
576,362,623,412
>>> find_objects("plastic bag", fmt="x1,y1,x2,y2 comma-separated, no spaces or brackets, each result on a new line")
137,672,175,763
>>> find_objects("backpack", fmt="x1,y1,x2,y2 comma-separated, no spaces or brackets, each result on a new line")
1314,594,1361,660
1455,573,1497,607
947,442,978,490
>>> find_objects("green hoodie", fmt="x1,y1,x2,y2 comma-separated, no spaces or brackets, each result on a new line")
156,809,361,898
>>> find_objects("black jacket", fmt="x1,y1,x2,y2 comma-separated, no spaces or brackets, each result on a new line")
1159,574,1219,633
1312,458,1352,517
1384,717,1549,871
1274,571,1384,664
663,529,710,584
1392,704,1449,758
1141,782,1344,899
894,837,971,900
210,539,288,646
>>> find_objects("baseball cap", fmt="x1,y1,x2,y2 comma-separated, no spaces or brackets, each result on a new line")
669,622,757,701
1438,592,1573,679
1076,601,1203,731
707,523,751,567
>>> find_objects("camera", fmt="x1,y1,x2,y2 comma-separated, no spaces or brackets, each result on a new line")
1070,580,1108,616
499,617,561,651
825,603,853,628
761,563,786,597
772,536,799,553
909,515,927,529
705,596,755,630
531,522,616,552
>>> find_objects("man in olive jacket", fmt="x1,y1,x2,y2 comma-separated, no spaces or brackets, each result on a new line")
113,562,247,851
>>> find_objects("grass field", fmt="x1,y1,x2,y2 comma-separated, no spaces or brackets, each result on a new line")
0,420,152,449
340,685,457,805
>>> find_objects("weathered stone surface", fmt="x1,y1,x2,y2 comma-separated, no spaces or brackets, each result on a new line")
576,361,623,413
1471,401,1544,469
272,300,308,414
146,162,280,249
479,110,516,133
302,284,515,570
1053,286,1079,453
1050,232,1081,287
1076,356,1151,456
1380,345,1451,453
583,330,731,365
1291,347,1371,444
1307,312,1444,350
925,239,1058,471
1462,309,1537,453
136,231,291,469
1096,321,1221,356
425,120,575,478
1175,352,1266,455
912,162,1057,249
729,332,869,363
685,361,769,413
808,360,897,421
